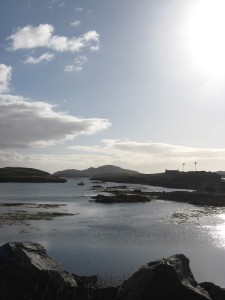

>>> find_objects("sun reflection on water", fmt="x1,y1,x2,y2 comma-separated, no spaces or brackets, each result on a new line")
207,214,225,248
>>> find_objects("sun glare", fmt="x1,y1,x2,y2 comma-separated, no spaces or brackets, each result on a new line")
187,0,225,79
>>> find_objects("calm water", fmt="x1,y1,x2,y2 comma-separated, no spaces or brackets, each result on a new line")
1,179,225,286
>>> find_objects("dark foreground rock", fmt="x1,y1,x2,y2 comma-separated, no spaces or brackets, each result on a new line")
118,254,211,300
0,241,77,300
0,241,117,300
200,282,225,300
0,241,224,300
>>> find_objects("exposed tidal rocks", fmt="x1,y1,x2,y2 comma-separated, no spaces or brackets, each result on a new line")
0,203,77,228
93,188,225,207
90,171,225,207
0,241,224,300
92,193,151,203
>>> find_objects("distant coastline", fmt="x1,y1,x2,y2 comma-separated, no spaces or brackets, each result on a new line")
2,166,225,207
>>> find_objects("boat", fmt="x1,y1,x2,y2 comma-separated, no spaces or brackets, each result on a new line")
77,181,85,186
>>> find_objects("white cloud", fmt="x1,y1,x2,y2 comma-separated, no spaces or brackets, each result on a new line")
70,139,225,172
0,151,115,173
23,52,55,64
0,64,12,93
8,24,99,53
0,94,111,148
0,150,29,163
70,20,81,27
64,55,88,72
9,24,53,50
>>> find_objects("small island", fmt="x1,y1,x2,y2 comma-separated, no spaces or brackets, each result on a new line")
0,167,67,183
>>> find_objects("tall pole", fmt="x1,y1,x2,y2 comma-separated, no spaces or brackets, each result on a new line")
183,163,185,172
194,162,197,172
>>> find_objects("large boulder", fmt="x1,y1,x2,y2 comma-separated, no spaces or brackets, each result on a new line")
0,241,78,299
118,254,211,300
0,241,118,300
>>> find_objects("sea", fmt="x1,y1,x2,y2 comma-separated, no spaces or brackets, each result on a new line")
1,178,225,286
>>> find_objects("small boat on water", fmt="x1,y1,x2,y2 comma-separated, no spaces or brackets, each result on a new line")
77,181,85,186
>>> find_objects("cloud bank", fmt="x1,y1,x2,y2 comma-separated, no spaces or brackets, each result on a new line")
0,94,110,148
2,139,225,173
70,139,225,172
8,24,99,52
0,64,12,93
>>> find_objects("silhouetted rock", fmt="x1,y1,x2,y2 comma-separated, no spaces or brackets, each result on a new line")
0,241,223,300
0,241,77,299
118,254,211,300
0,241,117,300
200,282,225,300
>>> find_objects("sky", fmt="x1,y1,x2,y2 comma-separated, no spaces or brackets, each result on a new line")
1,0,225,174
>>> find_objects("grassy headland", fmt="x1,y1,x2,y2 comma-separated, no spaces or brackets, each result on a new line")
0,167,67,183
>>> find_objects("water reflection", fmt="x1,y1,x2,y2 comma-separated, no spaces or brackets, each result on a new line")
1,181,225,286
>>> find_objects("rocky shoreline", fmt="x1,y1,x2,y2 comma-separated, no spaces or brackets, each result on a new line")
91,186,225,207
92,193,152,203
90,171,225,207
0,241,224,300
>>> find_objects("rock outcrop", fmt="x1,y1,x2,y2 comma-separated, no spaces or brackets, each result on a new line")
118,254,211,300
92,193,151,203
0,241,77,299
0,241,224,300
0,241,117,300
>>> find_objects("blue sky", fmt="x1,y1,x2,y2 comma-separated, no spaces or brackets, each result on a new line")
1,0,225,173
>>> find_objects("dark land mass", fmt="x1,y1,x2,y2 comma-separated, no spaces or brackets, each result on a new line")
216,171,225,177
0,167,67,183
0,241,223,300
91,171,223,191
53,165,139,178
91,171,225,206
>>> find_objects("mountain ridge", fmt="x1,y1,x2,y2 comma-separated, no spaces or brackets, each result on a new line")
53,165,139,178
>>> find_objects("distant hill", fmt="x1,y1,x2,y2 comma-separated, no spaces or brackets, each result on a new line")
53,165,139,178
0,167,66,183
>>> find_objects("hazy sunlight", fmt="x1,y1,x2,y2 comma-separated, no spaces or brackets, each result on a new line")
187,0,225,79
